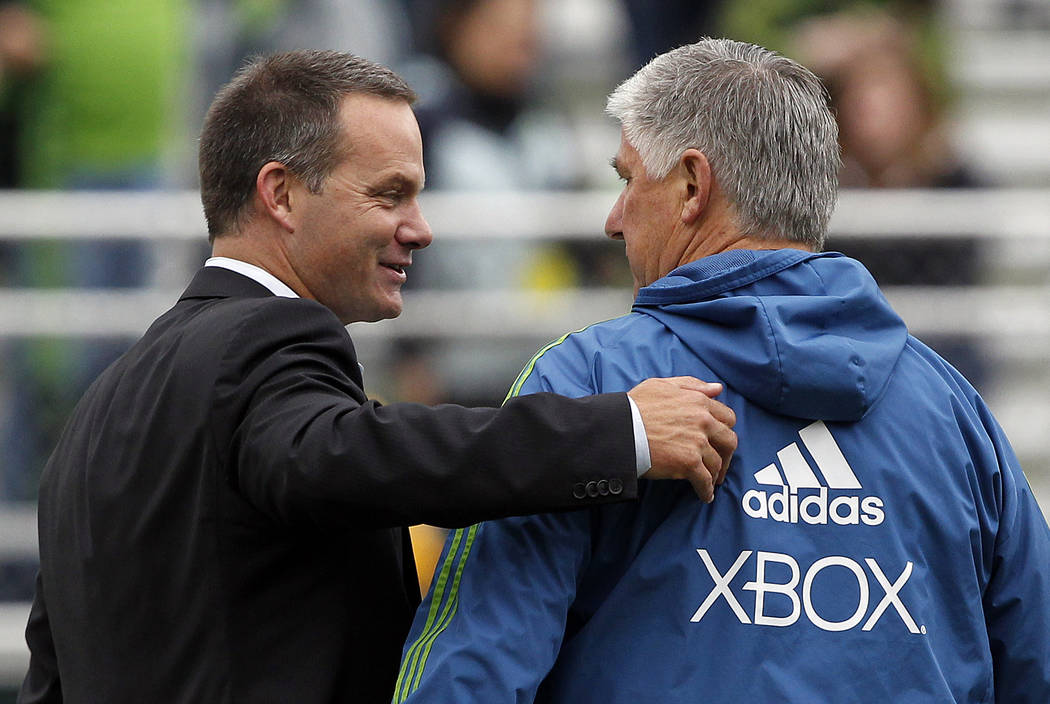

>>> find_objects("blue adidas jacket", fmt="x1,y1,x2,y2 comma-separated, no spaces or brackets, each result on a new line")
394,249,1050,703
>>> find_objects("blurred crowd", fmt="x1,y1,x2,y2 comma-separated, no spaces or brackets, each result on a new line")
0,0,1021,600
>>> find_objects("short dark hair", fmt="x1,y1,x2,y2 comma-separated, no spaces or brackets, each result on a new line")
199,50,417,239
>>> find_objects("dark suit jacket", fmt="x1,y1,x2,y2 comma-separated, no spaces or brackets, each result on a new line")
20,267,637,703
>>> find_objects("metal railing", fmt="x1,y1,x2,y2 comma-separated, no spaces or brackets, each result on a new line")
0,187,1048,685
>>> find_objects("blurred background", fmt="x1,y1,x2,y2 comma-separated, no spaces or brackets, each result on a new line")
0,0,1048,695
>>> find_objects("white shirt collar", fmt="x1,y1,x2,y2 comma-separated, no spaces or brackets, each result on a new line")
205,257,299,298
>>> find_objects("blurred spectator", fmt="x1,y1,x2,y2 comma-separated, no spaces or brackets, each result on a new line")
793,11,979,190
787,8,990,386
0,1,45,358
1,0,187,505
402,0,582,195
0,2,46,187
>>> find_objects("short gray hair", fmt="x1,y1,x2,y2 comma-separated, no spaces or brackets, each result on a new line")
606,38,839,249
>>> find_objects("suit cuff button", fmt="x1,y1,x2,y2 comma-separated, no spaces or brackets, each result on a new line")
586,480,599,498
597,479,610,496
572,482,587,500
609,478,624,495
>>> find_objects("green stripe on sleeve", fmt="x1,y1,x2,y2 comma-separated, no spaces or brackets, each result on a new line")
506,324,596,401
394,523,481,701
407,523,481,693
393,527,467,701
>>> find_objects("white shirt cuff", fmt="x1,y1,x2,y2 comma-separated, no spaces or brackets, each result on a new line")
628,396,651,477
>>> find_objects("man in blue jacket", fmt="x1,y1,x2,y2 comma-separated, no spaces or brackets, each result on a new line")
394,38,1050,703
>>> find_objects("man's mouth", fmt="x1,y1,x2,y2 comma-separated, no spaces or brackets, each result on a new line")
381,263,406,274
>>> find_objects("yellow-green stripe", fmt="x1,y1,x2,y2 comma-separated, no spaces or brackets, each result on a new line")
394,524,480,701
393,527,466,701
506,325,595,401
407,523,481,693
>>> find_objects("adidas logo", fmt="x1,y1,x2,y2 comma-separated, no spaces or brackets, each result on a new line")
741,421,885,526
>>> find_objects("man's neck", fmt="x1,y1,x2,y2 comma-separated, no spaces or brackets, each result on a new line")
676,216,811,269
210,232,309,299
205,257,299,298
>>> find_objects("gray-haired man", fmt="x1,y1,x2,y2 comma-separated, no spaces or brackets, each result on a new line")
394,38,1050,703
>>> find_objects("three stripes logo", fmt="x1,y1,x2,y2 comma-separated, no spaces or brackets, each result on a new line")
393,524,480,702
742,421,886,526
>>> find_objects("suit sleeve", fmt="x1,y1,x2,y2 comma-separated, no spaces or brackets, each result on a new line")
212,299,637,529
18,573,63,703
393,350,597,703
978,406,1050,703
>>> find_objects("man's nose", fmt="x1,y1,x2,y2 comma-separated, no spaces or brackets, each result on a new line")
605,192,624,240
399,202,433,249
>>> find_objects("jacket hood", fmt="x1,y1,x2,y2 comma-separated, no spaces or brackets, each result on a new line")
633,249,908,421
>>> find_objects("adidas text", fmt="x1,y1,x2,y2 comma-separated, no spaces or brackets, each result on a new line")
742,486,885,526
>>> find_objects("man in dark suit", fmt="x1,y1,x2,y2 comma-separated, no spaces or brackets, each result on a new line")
18,51,737,703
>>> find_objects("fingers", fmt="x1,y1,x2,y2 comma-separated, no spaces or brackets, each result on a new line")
675,440,724,502
709,420,738,486
704,395,736,427
700,443,722,500
700,441,721,478
691,394,737,488
686,464,715,504
652,376,724,398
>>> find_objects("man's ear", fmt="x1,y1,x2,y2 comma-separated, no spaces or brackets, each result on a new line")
680,149,712,225
255,161,297,233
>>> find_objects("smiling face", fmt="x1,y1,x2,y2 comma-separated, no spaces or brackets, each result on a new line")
604,133,685,295
286,93,432,323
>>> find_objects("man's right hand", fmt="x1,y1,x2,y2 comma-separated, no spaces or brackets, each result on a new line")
627,377,737,503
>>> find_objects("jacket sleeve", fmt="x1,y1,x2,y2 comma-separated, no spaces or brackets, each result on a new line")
393,511,591,703
979,405,1050,703
394,357,597,703
213,298,637,529
18,573,63,704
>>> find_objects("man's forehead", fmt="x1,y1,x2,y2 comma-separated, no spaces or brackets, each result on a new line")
337,94,420,149
334,93,424,181
337,90,414,117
